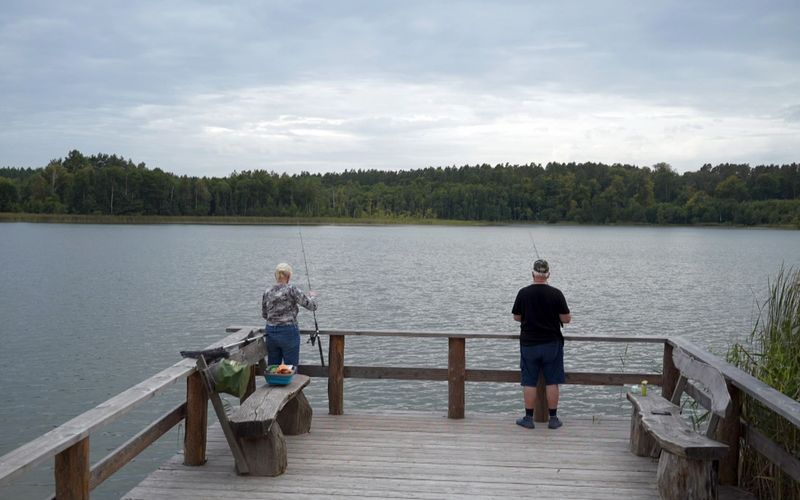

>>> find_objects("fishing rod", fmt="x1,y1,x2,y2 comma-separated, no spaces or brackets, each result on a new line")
298,224,325,366
527,230,541,260
179,331,261,362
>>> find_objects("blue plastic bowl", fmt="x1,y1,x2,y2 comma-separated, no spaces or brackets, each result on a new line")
265,365,296,385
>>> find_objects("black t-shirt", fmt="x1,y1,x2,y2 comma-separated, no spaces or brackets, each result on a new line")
512,283,570,346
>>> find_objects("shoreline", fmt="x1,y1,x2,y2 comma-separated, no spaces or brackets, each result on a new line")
0,212,797,229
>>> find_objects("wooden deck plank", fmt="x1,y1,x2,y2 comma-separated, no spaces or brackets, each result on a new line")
124,412,659,500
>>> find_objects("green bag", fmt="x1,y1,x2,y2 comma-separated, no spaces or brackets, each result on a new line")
211,359,252,398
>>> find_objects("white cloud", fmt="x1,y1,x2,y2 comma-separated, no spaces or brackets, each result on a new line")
44,78,785,176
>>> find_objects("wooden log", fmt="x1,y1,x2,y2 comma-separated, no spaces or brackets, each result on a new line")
672,348,731,418
715,383,742,485
229,376,310,437
662,342,680,400
534,372,548,422
328,334,345,415
184,371,208,466
276,391,313,435
241,365,256,404
448,337,465,419
236,423,287,476
196,356,249,475
626,393,680,458
55,437,89,500
629,407,659,458
657,452,719,500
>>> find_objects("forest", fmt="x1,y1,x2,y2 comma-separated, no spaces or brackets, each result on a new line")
1,150,799,226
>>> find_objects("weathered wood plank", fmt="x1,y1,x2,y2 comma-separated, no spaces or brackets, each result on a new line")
448,337,465,419
0,329,253,486
225,325,667,343
89,402,186,489
125,413,660,500
640,412,728,460
743,421,800,482
669,337,800,428
183,371,208,466
299,365,662,386
228,375,310,437
197,355,250,475
328,335,344,415
672,347,731,418
55,437,90,500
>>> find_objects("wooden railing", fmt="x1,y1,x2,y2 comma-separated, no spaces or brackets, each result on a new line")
0,326,798,499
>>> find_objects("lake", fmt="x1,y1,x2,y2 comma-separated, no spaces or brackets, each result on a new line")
1,223,798,498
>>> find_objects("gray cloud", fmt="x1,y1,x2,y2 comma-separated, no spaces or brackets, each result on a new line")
1,0,798,174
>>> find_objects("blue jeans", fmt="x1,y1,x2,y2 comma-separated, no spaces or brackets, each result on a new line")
265,323,300,366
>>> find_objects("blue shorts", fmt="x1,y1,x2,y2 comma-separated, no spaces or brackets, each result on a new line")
520,341,565,386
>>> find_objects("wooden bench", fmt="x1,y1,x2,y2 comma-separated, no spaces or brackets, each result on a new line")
627,347,731,500
195,331,313,476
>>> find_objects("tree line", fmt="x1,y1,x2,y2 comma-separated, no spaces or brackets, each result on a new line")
1,150,799,226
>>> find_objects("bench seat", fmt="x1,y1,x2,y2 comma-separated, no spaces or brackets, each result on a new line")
228,374,312,476
628,393,727,461
627,347,732,500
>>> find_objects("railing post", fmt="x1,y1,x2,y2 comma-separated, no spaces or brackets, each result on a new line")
535,372,548,422
55,436,90,500
448,337,465,419
184,371,208,466
328,334,345,415
716,383,743,485
661,341,679,399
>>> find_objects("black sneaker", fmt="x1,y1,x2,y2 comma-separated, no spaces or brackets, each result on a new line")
548,416,563,429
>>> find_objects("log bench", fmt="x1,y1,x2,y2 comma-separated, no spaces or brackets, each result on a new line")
228,374,312,476
194,331,313,476
627,347,731,500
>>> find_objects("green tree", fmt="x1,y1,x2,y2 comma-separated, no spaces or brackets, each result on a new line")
716,175,749,202
0,177,18,211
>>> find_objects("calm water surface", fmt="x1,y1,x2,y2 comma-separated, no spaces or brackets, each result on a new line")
1,223,798,498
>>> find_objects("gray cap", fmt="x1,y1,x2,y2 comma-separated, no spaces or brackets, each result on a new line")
532,259,549,273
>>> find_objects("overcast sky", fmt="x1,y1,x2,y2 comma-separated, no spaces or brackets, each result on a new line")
1,1,798,177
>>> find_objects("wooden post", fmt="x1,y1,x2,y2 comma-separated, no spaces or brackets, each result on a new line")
328,334,345,415
448,337,465,419
55,437,90,500
716,382,742,485
241,366,256,404
184,371,208,466
535,372,548,422
662,342,680,400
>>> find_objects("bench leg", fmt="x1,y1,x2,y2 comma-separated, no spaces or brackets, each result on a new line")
657,452,718,500
277,391,313,435
629,409,659,458
236,424,288,476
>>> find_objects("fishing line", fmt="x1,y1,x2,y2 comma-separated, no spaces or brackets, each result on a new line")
298,223,325,366
527,230,541,260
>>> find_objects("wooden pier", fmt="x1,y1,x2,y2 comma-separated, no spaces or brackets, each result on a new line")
125,412,659,500
1,327,798,499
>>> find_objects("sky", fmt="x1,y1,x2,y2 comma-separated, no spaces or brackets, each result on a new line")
1,1,798,177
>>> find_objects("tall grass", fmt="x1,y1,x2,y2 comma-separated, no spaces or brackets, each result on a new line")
727,266,800,500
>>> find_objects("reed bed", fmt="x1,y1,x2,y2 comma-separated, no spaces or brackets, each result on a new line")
727,266,800,499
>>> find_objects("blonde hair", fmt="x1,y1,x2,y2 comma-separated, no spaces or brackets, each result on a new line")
274,263,293,281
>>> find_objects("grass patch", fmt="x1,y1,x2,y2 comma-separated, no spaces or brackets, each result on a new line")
727,266,800,500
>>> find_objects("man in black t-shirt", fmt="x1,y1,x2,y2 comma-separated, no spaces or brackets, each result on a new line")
512,259,571,429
